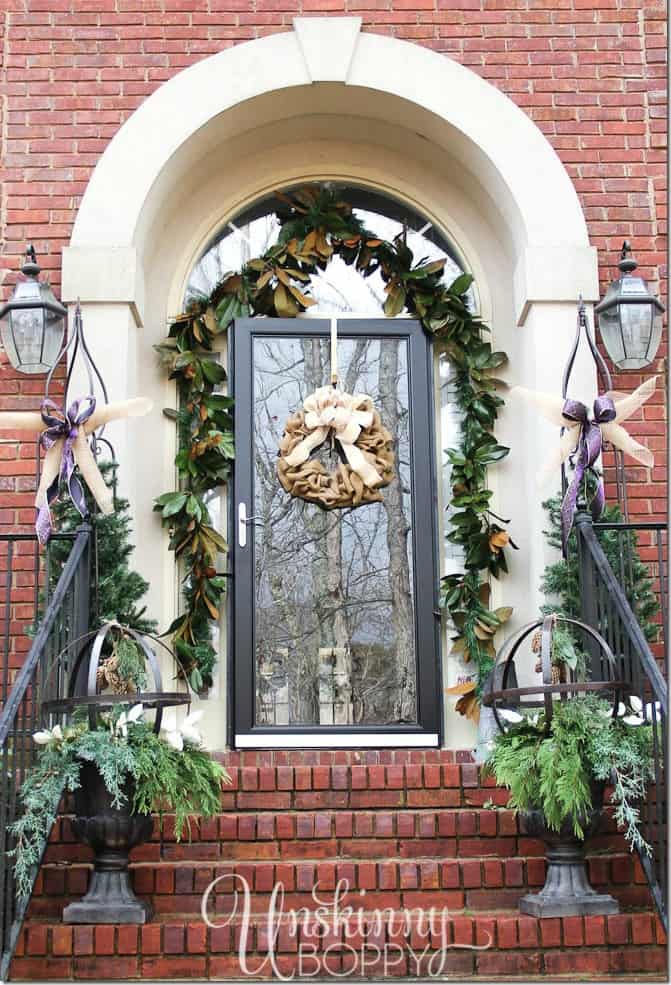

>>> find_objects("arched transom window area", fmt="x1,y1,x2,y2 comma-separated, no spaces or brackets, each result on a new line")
185,185,466,312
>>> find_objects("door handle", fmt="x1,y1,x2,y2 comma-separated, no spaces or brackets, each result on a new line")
238,503,263,547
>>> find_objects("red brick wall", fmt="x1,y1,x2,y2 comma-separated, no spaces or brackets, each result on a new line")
0,0,666,525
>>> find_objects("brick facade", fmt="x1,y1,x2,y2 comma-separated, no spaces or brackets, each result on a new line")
0,10,667,976
0,0,666,527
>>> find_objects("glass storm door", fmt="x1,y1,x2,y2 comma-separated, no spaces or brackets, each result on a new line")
232,318,440,747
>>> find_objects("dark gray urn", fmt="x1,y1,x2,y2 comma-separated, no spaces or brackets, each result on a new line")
63,762,153,924
519,784,618,918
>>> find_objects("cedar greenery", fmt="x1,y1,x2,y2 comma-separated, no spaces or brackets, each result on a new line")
10,711,228,899
154,184,515,700
485,695,654,851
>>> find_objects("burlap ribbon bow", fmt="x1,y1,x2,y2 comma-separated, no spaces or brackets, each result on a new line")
511,377,656,551
0,396,152,542
284,386,385,490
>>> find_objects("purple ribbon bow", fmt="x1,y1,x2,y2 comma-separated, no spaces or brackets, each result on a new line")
36,396,96,543
559,394,616,555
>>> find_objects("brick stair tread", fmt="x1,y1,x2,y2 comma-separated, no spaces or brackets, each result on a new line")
12,910,667,981
16,909,668,942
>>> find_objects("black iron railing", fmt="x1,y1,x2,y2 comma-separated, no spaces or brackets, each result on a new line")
592,519,667,671
0,525,90,979
575,512,668,929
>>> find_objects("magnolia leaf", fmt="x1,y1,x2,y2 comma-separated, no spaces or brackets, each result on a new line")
445,680,476,696
287,284,316,307
202,595,220,620
383,285,406,317
456,691,480,723
489,530,510,551
448,272,474,296
494,606,513,624
274,282,299,318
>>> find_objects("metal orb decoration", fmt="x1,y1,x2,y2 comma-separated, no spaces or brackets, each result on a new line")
43,622,190,925
484,614,625,918
486,614,625,735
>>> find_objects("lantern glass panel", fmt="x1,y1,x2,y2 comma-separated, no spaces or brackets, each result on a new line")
597,304,625,367
41,300,67,371
616,302,654,370
0,304,49,374
0,276,66,373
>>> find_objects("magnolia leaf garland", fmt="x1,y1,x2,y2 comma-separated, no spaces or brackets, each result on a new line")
154,185,515,704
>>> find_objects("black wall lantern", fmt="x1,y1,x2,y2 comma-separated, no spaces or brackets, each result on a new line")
595,241,665,371
0,245,67,374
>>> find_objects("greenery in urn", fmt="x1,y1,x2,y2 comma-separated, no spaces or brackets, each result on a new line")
10,703,228,899
485,694,655,853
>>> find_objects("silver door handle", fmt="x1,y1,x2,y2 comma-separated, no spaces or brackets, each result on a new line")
238,503,263,547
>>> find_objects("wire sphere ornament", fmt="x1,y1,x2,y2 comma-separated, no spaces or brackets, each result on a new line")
42,621,191,732
482,614,629,735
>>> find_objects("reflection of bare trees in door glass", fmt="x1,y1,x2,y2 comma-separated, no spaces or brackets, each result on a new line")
253,335,418,727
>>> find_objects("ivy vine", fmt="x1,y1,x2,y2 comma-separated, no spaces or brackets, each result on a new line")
154,185,516,706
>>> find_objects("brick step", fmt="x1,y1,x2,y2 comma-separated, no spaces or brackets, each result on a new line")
46,802,635,853
29,854,655,918
11,911,667,980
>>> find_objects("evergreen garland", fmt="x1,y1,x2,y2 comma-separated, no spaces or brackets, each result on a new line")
540,493,660,643
154,184,516,701
47,461,157,636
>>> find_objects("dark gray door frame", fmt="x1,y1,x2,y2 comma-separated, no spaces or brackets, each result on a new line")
230,317,442,748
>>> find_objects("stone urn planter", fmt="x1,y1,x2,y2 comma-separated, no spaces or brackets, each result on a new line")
519,783,618,918
63,762,153,924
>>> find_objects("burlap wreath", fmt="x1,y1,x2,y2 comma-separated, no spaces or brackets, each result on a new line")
277,388,395,510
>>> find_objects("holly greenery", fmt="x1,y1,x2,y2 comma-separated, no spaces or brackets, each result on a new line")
155,184,515,698
540,493,660,643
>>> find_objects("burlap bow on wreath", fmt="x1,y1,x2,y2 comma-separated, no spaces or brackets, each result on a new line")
277,386,395,509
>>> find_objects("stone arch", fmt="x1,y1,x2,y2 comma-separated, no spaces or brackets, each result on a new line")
63,18,598,325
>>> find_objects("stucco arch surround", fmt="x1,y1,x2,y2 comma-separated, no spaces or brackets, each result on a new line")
64,19,598,323
61,19,601,747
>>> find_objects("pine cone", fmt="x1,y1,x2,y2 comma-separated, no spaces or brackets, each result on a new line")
535,659,565,684
96,654,134,695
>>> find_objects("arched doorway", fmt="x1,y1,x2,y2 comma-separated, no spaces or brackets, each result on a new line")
61,19,600,749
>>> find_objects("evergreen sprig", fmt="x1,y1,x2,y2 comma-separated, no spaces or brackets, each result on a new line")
485,695,654,850
154,184,515,701
47,461,157,636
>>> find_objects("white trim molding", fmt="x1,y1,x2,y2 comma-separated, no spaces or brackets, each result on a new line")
235,733,440,749
62,17,598,325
